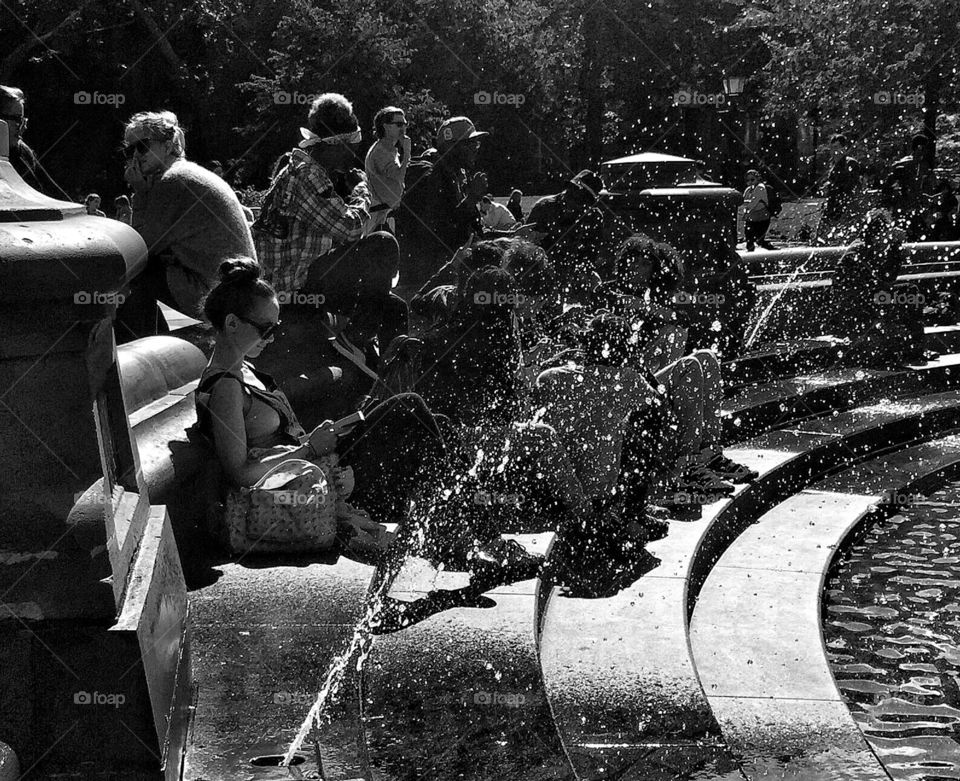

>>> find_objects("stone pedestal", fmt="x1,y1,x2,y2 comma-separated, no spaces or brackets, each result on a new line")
0,121,190,779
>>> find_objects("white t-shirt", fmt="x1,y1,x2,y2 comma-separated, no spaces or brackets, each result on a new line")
742,183,770,221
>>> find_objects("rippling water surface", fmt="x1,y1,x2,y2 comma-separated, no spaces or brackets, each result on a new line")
824,479,960,781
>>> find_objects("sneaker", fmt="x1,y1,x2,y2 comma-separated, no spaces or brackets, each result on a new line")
700,450,759,483
681,464,736,498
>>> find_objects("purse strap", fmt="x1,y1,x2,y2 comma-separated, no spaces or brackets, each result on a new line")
251,458,326,490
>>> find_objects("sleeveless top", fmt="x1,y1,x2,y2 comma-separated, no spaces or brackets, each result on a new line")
194,362,306,451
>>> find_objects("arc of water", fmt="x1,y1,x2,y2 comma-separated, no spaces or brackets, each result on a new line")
281,427,522,772
743,247,820,351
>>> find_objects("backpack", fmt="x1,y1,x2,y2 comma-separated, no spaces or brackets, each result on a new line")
764,182,783,217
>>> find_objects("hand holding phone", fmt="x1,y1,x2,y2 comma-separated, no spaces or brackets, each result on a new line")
400,135,411,162
332,409,365,435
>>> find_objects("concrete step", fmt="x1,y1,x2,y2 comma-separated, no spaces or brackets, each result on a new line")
725,327,960,391
182,556,378,780
360,533,572,781
690,434,960,780
535,389,960,781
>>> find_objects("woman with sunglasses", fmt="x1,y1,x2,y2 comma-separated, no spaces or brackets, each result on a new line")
364,106,411,234
115,110,255,342
196,257,527,581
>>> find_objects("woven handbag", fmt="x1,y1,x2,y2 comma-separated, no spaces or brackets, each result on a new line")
220,457,338,554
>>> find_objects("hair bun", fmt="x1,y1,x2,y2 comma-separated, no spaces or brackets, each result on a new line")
218,256,262,284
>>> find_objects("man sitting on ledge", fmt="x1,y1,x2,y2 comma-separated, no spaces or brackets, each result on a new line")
254,92,403,344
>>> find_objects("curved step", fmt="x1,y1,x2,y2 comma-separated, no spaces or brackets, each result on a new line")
360,533,572,781
689,434,960,779
535,390,960,780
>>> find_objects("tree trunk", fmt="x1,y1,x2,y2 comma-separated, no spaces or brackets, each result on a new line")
579,4,604,169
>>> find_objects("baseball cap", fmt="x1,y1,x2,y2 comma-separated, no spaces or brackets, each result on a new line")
436,116,489,147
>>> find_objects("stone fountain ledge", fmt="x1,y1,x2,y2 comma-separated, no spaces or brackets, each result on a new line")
690,433,960,780
535,379,960,781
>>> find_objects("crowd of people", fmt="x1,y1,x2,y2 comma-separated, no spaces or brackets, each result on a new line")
1,83,948,606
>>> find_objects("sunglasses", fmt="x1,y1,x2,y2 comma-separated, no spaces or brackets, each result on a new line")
121,138,154,160
386,120,407,127
237,315,281,340
0,113,25,127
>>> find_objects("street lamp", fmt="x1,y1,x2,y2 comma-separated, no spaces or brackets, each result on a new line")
723,74,746,97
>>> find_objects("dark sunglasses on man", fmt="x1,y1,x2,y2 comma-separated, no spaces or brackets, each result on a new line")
120,138,153,160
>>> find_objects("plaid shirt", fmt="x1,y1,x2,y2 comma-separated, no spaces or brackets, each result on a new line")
254,148,370,293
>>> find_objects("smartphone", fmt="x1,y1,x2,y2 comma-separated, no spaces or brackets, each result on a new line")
333,409,365,432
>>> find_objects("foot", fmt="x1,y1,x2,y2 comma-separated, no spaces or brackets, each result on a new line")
698,449,759,483
680,463,736,499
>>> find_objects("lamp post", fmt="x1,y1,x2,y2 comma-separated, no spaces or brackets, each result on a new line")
722,74,747,182
723,74,746,99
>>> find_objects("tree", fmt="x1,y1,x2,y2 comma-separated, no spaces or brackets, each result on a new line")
735,0,960,167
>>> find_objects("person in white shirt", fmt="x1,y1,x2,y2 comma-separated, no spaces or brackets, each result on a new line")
478,194,519,231
740,169,774,251
364,106,410,234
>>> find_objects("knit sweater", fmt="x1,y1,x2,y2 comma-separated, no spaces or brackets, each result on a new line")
132,159,255,317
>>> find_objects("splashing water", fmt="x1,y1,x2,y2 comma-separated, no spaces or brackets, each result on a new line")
280,430,522,772
744,251,818,350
